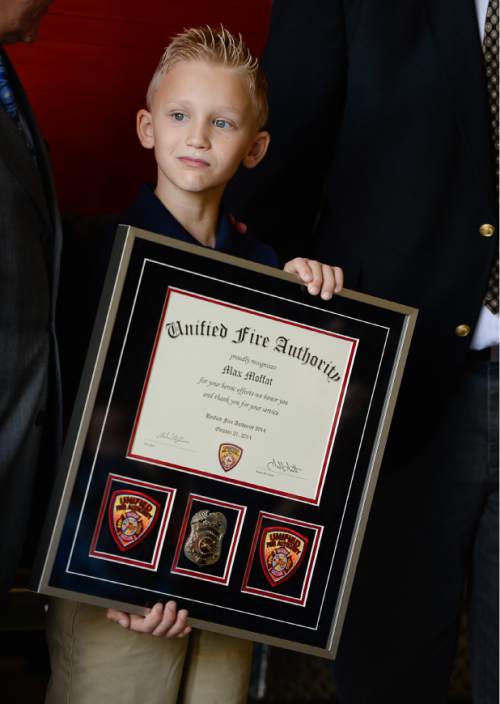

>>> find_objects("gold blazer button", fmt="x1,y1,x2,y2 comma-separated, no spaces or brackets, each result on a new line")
455,324,471,337
479,224,495,237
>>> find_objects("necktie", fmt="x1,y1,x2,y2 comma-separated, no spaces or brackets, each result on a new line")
483,0,499,314
0,53,37,160
0,54,19,123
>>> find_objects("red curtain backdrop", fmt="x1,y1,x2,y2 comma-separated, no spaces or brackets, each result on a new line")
7,0,272,215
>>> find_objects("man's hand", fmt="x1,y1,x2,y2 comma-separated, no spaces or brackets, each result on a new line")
107,600,191,638
284,258,343,299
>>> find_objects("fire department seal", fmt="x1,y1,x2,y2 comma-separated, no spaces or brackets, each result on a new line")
184,509,227,566
260,526,309,586
218,443,242,472
108,489,160,552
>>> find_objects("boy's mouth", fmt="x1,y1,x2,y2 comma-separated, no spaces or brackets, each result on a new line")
178,156,210,168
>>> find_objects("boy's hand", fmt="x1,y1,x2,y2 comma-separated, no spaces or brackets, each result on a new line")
284,258,343,299
107,601,191,638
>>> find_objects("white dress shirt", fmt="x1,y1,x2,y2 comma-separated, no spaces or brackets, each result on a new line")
471,0,500,349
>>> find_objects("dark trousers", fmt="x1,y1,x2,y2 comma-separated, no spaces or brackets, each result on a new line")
331,356,498,704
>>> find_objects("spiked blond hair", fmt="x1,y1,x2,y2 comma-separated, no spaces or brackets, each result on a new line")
146,25,268,128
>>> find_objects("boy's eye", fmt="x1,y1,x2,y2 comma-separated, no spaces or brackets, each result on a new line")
171,112,187,122
213,118,231,129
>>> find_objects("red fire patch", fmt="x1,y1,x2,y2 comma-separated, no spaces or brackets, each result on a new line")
108,489,160,552
260,526,308,586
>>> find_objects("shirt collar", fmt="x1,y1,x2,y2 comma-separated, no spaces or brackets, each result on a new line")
130,183,237,253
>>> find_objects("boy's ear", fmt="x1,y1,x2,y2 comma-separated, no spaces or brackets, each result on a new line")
242,130,271,169
136,109,155,149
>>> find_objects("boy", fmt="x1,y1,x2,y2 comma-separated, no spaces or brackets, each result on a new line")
47,26,342,704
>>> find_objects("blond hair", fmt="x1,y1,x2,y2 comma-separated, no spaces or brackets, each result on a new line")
146,25,268,128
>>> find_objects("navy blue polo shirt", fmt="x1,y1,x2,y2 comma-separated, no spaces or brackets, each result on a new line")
118,183,279,267
89,184,280,297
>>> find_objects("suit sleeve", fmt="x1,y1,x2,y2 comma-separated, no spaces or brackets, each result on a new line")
225,0,348,261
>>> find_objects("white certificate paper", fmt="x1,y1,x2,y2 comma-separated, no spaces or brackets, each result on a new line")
127,287,358,505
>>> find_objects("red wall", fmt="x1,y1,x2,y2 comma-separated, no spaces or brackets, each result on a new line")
7,0,272,215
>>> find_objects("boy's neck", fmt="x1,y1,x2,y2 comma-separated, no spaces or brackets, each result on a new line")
154,182,224,248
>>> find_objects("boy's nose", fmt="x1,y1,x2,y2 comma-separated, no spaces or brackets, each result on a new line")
186,121,210,149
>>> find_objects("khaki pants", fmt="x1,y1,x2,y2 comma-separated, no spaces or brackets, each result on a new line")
45,599,253,704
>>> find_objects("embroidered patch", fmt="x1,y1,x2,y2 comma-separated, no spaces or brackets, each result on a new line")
218,443,243,472
109,490,160,552
260,526,309,586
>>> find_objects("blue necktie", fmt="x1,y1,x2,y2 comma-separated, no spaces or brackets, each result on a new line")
0,54,19,123
0,54,37,160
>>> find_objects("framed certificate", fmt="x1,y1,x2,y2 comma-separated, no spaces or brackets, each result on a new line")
32,226,417,658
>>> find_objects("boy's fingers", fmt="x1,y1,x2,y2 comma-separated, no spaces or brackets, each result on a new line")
284,259,344,296
319,264,335,300
165,608,190,638
152,600,181,637
107,608,130,629
306,259,323,295
129,602,163,633
318,265,344,297
106,601,190,637
283,257,313,282
333,266,344,293
282,258,297,273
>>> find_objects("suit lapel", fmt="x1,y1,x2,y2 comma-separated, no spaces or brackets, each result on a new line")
1,49,63,447
426,0,493,181
28,116,62,300
0,49,53,231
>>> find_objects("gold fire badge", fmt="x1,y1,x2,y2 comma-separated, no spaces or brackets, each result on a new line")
109,490,160,552
260,526,309,586
184,509,227,566
218,443,242,472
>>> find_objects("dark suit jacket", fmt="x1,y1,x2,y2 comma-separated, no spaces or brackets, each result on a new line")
227,0,498,463
0,49,62,593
